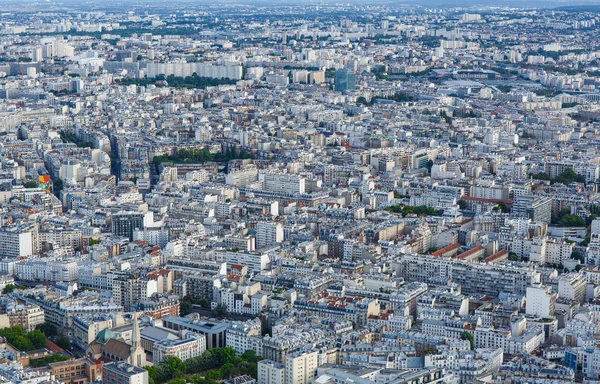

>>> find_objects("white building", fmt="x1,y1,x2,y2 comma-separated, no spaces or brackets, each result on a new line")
152,331,206,363
14,259,78,282
256,222,284,249
226,319,262,356
558,273,587,303
226,166,258,187
507,328,545,355
0,225,36,258
258,359,285,384
526,284,556,317
146,62,243,80
285,351,318,384
215,250,270,273
259,173,306,195
582,346,600,379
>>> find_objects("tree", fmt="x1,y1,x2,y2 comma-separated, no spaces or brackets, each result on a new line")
55,334,70,350
457,199,467,210
496,201,510,213
553,209,586,227
36,323,58,338
356,96,369,105
210,347,236,366
163,356,186,378
241,350,261,364
426,160,434,172
145,366,157,381
28,330,47,349
386,205,441,217
197,298,210,308
205,370,222,381
12,335,32,351
53,179,63,197
212,303,228,319
2,284,16,294
0,325,47,351
180,301,192,316
29,353,69,367
571,251,585,263
220,363,234,379
23,181,38,188
460,331,474,350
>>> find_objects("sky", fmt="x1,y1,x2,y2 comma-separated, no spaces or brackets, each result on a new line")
11,0,600,9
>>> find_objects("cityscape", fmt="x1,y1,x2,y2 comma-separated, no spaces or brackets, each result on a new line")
1,1,600,383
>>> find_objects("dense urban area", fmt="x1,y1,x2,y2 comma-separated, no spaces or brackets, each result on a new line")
2,1,600,383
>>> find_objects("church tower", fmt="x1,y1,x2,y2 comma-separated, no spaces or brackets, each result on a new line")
129,312,145,367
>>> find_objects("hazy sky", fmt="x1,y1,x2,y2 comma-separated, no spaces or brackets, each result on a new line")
10,0,600,9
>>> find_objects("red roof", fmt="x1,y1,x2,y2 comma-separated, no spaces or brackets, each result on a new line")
431,243,460,257
455,246,484,260
483,249,508,263
45,338,64,353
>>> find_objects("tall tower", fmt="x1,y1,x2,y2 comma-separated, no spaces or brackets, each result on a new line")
129,312,145,367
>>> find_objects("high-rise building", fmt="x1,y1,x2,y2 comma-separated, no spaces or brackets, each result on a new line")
526,284,556,317
111,211,147,240
558,273,587,303
334,69,356,92
112,275,158,311
259,173,306,195
512,195,552,224
581,346,600,379
0,224,37,258
256,222,284,249
258,359,285,384
226,165,258,187
285,351,318,384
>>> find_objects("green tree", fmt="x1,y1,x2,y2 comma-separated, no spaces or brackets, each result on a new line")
460,331,474,350
2,284,16,294
28,330,47,349
29,353,69,367
426,160,434,172
0,325,48,351
36,323,58,338
241,350,261,363
211,347,236,366
164,356,186,378
212,303,228,319
180,301,192,316
12,335,32,351
496,201,510,213
220,363,234,379
23,181,38,188
145,366,158,382
205,370,222,381
553,209,586,227
386,205,441,216
197,298,210,308
55,334,70,350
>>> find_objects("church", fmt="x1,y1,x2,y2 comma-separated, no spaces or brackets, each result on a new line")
86,312,146,367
